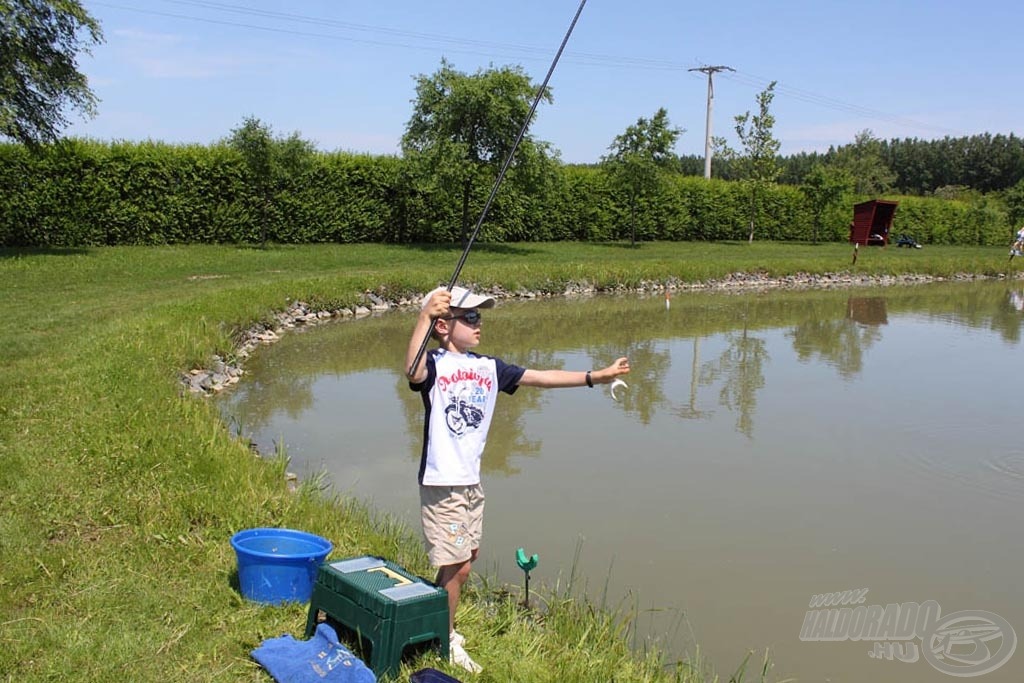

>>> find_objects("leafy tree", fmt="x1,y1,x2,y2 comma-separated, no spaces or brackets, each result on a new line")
715,81,780,242
0,0,103,146
831,129,896,195
774,132,1024,195
601,107,682,245
961,195,1007,246
401,59,554,245
932,185,980,201
800,163,853,243
779,150,825,185
225,116,315,246
1005,179,1024,226
676,154,705,177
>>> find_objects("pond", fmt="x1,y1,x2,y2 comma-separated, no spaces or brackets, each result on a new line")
218,280,1024,682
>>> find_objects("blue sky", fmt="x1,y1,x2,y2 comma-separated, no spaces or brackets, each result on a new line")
68,0,1021,164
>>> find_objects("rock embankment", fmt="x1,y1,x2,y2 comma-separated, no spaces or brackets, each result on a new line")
181,270,1012,395
180,294,391,395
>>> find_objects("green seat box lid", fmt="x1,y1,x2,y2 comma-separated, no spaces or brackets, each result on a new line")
318,556,446,619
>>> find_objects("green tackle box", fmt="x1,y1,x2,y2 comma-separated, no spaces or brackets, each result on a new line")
305,556,449,678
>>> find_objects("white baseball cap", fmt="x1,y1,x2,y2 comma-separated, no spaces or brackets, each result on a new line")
421,285,496,311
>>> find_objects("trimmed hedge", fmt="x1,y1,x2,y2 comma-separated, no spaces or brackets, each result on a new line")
0,140,1013,247
893,195,1009,246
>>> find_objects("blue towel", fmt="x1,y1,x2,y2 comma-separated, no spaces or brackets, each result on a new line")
252,623,376,683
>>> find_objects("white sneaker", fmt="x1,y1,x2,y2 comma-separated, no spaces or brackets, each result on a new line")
450,630,465,647
450,639,482,674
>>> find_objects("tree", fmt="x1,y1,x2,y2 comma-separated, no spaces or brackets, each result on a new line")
226,116,315,246
800,163,853,243
0,0,104,146
1005,179,1024,227
715,82,781,243
601,107,682,245
401,59,554,245
831,129,896,195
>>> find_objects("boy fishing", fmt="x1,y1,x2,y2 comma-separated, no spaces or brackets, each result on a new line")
405,284,630,672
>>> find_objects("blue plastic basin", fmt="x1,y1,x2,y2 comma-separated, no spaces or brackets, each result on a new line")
231,528,332,604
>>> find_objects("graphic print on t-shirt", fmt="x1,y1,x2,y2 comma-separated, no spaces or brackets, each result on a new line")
437,367,492,436
443,385,486,435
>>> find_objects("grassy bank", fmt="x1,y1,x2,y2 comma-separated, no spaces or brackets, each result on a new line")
1,241,1016,682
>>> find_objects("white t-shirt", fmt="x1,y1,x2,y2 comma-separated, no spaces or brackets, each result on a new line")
410,348,525,485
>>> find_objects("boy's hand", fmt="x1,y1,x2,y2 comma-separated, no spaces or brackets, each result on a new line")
422,288,452,320
407,287,453,382
593,357,630,384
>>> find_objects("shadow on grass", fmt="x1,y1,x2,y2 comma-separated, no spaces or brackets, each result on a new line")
398,242,545,257
588,241,648,250
587,240,766,250
0,246,92,258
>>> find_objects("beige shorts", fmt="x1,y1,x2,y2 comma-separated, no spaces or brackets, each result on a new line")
419,484,485,567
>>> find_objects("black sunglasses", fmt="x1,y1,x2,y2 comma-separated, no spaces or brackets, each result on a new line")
446,310,482,325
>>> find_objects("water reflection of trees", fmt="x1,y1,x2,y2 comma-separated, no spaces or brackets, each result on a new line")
699,317,768,438
600,339,671,425
786,297,886,381
888,285,1024,344
223,373,317,436
224,318,408,440
220,281,1024,457
788,317,883,380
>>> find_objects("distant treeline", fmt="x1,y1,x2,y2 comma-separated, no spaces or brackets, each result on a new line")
685,133,1024,196
0,138,1018,247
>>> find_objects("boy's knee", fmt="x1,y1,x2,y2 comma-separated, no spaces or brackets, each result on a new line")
454,560,473,583
437,558,473,587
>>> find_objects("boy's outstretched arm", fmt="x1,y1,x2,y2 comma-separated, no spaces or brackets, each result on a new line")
518,357,630,388
406,289,451,382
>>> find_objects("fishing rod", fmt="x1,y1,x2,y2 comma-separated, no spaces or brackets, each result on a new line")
406,0,588,378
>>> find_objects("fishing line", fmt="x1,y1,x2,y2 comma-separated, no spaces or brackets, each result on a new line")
407,0,588,378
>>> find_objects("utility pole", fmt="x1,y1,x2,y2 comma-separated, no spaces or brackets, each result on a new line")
688,65,734,179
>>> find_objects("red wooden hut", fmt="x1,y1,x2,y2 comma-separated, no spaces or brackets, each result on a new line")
849,199,899,246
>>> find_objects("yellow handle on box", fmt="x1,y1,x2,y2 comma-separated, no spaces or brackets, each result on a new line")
367,566,412,586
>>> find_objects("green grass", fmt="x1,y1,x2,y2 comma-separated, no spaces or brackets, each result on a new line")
1,241,1015,682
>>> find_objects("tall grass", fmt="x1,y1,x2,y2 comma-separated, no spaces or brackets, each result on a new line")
1,242,1015,682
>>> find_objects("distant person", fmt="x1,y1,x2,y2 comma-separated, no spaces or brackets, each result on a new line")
405,285,630,673
1011,225,1024,258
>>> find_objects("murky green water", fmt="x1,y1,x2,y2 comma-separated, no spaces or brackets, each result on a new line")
219,281,1024,682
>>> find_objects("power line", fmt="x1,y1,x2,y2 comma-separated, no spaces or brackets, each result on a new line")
155,0,700,70
90,0,969,140
90,0,689,70
712,70,965,137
